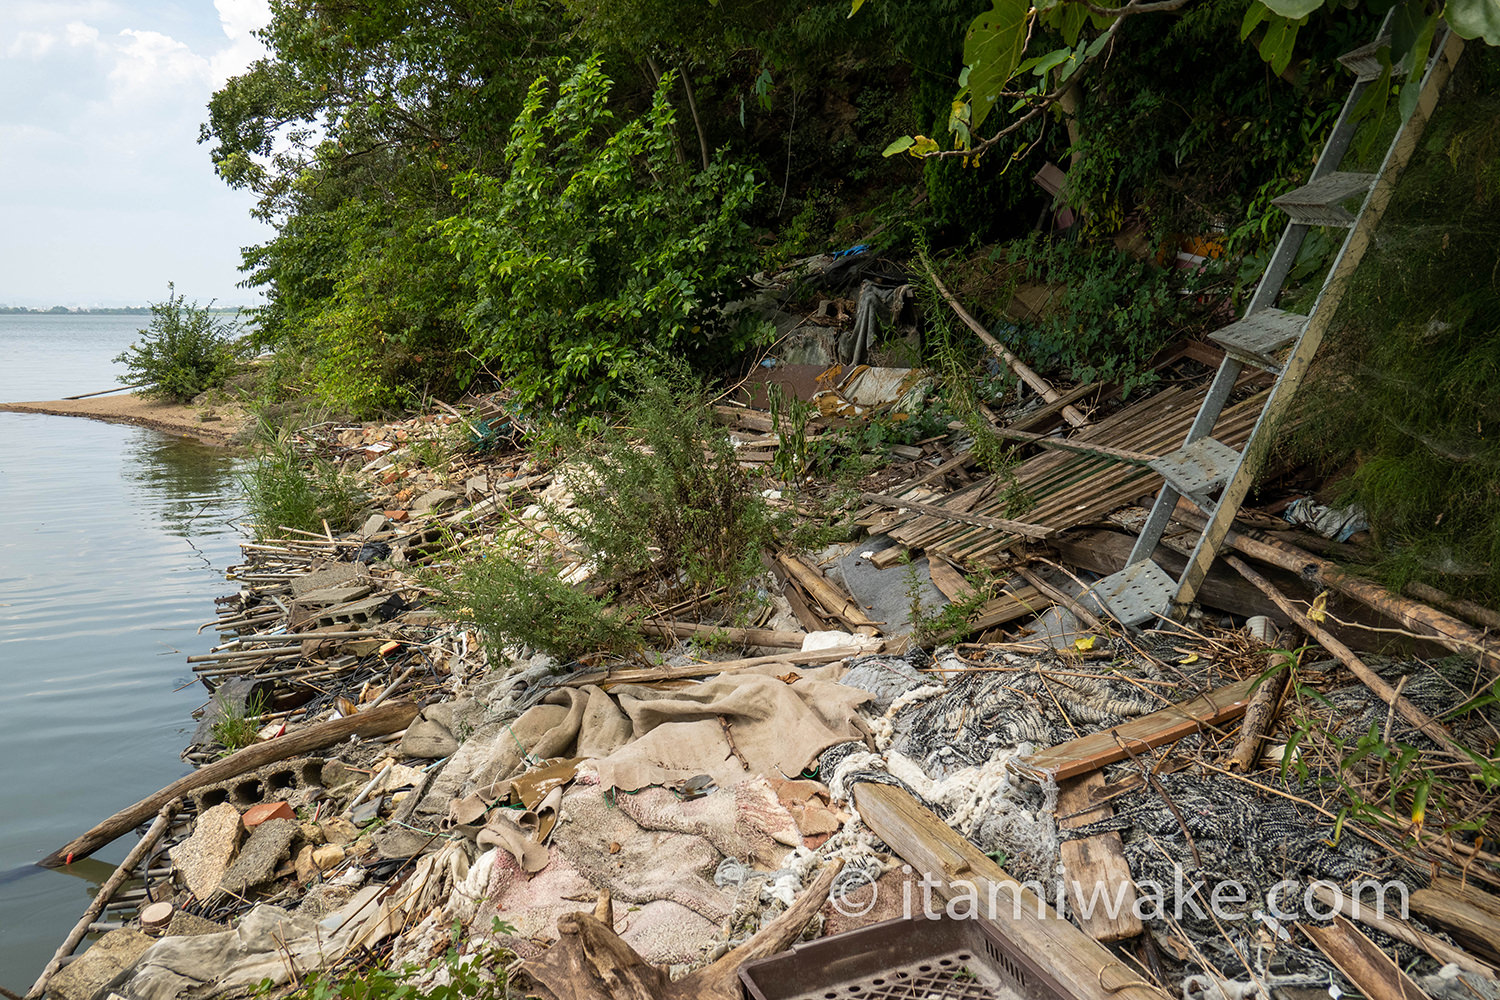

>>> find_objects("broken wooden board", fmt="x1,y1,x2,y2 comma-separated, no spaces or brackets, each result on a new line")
1057,773,1143,942
1409,885,1500,964
1012,675,1261,783
852,782,1172,1000
1301,916,1434,1000
927,556,977,603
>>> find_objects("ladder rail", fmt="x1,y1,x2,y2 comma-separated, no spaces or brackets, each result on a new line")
1123,36,1386,570
1171,26,1465,614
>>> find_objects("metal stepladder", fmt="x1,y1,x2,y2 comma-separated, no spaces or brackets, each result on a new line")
1088,18,1466,628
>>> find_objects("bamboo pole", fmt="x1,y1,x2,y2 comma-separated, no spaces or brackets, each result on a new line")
773,552,881,636
1225,555,1481,772
637,620,808,649
858,491,1052,539
1178,506,1500,675
26,801,179,998
920,253,1088,427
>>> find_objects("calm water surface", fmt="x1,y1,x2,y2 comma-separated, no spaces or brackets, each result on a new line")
0,313,245,983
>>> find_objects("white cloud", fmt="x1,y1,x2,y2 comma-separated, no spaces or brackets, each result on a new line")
108,29,211,101
6,31,57,59
64,22,101,47
216,0,271,41
210,0,270,83
0,1,275,305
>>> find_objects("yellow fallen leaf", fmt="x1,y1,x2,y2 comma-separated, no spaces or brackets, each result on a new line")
1179,653,1200,665
1074,635,1096,651
1309,591,1329,623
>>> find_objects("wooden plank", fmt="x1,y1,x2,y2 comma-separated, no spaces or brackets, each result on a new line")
852,782,1172,1000
927,557,977,603
968,584,1045,632
1409,887,1500,964
562,647,868,688
1013,676,1261,783
1057,773,1143,942
1302,916,1434,1000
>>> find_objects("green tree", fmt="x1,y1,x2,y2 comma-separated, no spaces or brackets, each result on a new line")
202,0,577,414
439,57,761,413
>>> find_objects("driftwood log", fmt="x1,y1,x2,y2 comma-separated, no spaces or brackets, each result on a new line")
40,702,419,868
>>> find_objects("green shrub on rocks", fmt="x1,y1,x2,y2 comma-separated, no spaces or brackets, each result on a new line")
115,284,241,403
241,429,365,541
432,368,778,663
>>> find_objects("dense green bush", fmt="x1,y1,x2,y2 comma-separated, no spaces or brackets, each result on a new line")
552,367,777,599
431,554,643,662
114,286,240,403
431,367,777,662
441,57,761,413
992,234,1210,395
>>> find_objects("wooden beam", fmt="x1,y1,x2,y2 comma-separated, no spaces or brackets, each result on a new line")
1057,773,1143,942
1013,676,1261,783
562,647,868,688
852,782,1171,1000
1301,916,1434,1000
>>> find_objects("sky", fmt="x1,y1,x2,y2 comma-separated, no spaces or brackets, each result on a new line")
0,0,275,308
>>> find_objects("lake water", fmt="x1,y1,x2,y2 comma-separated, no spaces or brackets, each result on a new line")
0,313,245,985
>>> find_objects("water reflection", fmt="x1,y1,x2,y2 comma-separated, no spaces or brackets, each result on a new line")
122,434,245,544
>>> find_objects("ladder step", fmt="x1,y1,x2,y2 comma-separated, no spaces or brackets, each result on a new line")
1089,560,1175,627
1207,308,1307,373
1272,171,1375,227
1149,436,1242,501
1338,37,1398,83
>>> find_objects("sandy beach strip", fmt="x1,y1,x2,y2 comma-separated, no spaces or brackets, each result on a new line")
0,393,248,446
